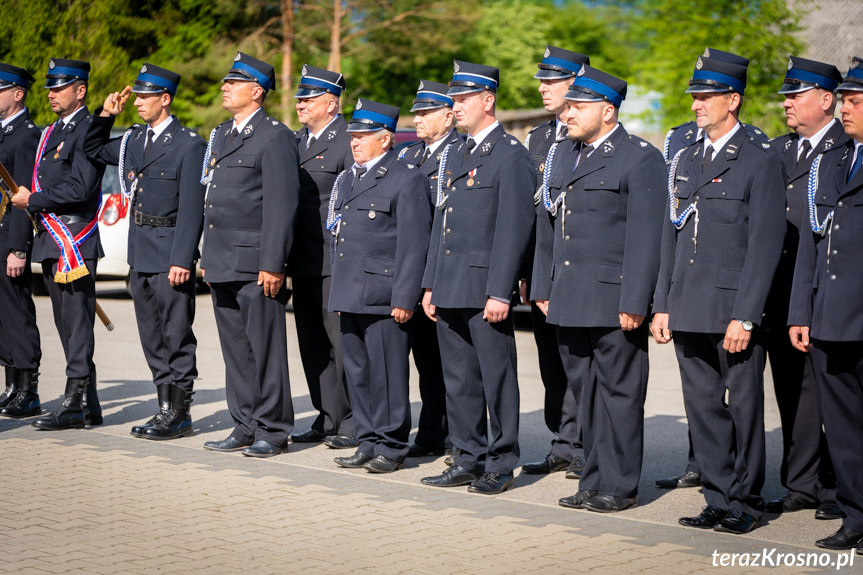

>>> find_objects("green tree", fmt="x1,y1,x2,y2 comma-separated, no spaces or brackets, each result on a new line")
618,0,805,136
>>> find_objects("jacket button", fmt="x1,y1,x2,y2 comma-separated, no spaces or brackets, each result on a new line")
301,164,304,169
619,275,623,280
600,181,604,186
567,185,572,191
787,184,793,190
564,235,570,241
216,164,220,168
834,224,840,230
446,228,451,234
139,173,143,178
339,238,344,243
447,207,453,213
695,195,699,200
208,204,213,209
838,201,844,207
344,205,349,209
384,269,388,274
688,259,694,266
451,186,456,191
782,250,787,255
445,250,451,255
160,172,164,176
830,274,836,280
564,261,570,266
238,160,242,164
721,192,726,196
371,203,375,207
339,253,343,258
831,249,838,256
566,210,571,216
208,224,213,229
786,206,790,211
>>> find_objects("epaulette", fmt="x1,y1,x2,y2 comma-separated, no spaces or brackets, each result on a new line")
626,134,652,150
742,123,767,140
504,134,520,146
748,137,773,152
526,119,553,135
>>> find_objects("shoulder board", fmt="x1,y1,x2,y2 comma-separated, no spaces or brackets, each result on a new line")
626,134,651,149
527,120,553,135
398,148,408,159
505,134,520,145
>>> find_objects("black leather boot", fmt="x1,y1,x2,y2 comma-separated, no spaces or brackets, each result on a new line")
141,384,194,440
0,366,21,409
1,369,41,418
31,377,87,430
131,383,172,437
82,370,103,426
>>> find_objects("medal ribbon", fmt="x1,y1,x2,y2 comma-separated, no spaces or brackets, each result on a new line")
32,121,102,283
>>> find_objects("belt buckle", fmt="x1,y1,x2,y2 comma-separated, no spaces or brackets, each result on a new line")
134,210,143,226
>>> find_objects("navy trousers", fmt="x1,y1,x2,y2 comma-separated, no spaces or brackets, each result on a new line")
43,259,96,379
410,309,450,449
0,255,40,370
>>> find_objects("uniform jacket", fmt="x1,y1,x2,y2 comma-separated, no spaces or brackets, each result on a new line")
200,109,299,283
789,140,863,341
768,119,848,322
28,107,105,263
531,125,667,327
664,120,768,165
653,127,786,333
290,115,353,277
328,149,431,315
397,129,464,210
422,124,536,309
84,114,206,273
0,110,39,253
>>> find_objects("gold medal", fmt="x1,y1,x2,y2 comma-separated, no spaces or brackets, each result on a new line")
539,162,545,173
675,198,679,209
54,152,60,159
446,178,451,187
210,157,216,167
467,178,474,187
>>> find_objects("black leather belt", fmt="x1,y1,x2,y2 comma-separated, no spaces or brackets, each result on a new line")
35,214,89,233
134,210,176,227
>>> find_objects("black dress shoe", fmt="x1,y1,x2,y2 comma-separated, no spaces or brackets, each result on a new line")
421,465,481,487
324,434,359,449
765,493,816,513
714,510,759,534
203,436,251,452
857,545,862,556
363,454,402,473
241,440,286,458
521,453,570,474
582,493,638,513
679,505,727,529
815,526,863,550
406,443,449,457
815,500,846,520
290,428,327,443
334,451,374,468
443,448,461,467
559,489,598,509
656,470,701,489
467,472,514,495
565,456,586,480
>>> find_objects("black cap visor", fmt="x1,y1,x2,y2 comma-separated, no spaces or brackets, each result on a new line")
347,118,387,133
44,76,79,89
685,79,734,94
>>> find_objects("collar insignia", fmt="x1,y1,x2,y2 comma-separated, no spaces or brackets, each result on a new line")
4,125,12,134
823,138,834,150
685,129,694,139
784,140,792,151
243,124,253,135
327,130,337,141
481,141,492,153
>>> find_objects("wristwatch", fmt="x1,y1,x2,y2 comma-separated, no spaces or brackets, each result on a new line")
736,319,753,331
10,250,26,259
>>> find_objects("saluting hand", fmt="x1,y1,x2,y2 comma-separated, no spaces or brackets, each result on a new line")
789,326,811,353
650,312,672,344
258,270,284,298
101,86,132,117
391,307,413,324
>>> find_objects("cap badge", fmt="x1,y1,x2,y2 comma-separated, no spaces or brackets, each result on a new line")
544,47,551,58
356,100,363,110
418,80,425,90
703,48,711,57
577,65,585,77
453,61,460,73
141,65,147,74
49,59,56,69
234,52,242,62
851,59,860,70
696,57,703,70
301,64,308,76
788,57,794,71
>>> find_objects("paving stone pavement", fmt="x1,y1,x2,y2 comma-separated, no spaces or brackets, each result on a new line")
1,288,860,574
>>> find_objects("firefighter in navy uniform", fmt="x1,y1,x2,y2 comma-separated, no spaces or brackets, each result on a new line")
397,80,462,459
83,63,206,440
327,99,431,473
420,61,535,495
12,58,106,431
200,53,299,458
520,45,589,481
788,57,863,553
532,65,667,512
765,56,846,520
656,47,768,491
651,53,786,534
289,65,357,449
0,63,41,419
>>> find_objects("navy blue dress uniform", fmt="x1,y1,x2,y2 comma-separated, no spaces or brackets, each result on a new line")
26,59,106,431
289,65,355,443
522,46,589,475
201,53,298,455
532,67,666,511
656,47,767,490
83,64,206,440
0,63,41,418
766,56,845,516
788,57,863,549
396,80,462,455
653,54,786,532
327,99,431,471
421,62,536,492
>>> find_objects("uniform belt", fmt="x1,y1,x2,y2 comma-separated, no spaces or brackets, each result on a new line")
134,210,176,227
35,215,89,233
